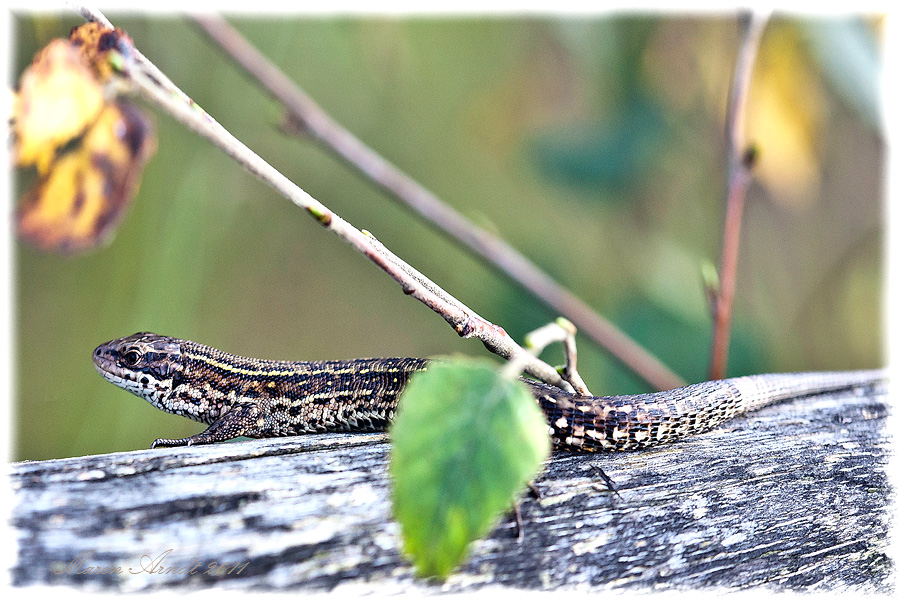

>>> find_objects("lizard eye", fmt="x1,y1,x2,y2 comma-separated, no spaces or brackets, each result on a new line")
122,349,142,367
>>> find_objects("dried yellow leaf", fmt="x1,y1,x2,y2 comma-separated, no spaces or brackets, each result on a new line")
69,22,133,82
17,102,155,254
13,39,105,174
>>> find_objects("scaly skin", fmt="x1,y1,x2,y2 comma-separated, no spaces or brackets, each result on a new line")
93,332,886,451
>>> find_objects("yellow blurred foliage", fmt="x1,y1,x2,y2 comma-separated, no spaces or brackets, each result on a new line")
744,26,825,209
14,23,155,254
17,102,155,254
13,39,105,174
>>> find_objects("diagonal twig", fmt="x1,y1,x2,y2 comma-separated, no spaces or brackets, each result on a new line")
501,317,590,395
709,11,769,381
190,15,685,392
73,3,574,393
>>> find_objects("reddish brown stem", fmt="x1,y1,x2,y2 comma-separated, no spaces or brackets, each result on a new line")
709,152,754,380
709,13,768,380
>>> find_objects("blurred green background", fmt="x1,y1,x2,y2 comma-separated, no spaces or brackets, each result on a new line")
12,14,883,461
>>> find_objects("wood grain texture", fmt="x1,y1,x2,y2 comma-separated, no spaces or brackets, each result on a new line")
11,382,890,593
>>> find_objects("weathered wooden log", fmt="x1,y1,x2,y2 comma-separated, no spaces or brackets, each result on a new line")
11,382,890,592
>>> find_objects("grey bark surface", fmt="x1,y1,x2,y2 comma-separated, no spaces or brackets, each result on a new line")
11,382,891,593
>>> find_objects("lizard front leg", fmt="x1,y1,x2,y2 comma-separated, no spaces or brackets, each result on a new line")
151,403,263,448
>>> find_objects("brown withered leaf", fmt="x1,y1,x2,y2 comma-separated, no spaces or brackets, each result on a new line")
17,101,156,254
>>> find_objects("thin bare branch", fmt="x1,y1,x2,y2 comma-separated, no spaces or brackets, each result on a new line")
554,318,591,395
69,2,111,27
190,15,685,392
501,321,561,383
72,2,192,107
504,317,590,396
709,11,769,380
74,5,574,393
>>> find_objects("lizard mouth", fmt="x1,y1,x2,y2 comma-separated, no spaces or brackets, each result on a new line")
93,340,173,407
93,342,145,395
93,341,128,375
93,342,122,376
94,361,147,396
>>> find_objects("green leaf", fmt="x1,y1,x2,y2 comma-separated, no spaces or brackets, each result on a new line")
390,358,551,579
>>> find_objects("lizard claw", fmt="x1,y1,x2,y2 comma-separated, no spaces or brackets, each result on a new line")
151,437,190,449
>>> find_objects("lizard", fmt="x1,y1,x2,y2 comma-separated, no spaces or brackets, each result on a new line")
93,332,886,451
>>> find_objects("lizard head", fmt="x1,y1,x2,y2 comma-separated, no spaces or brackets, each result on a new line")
93,332,184,411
